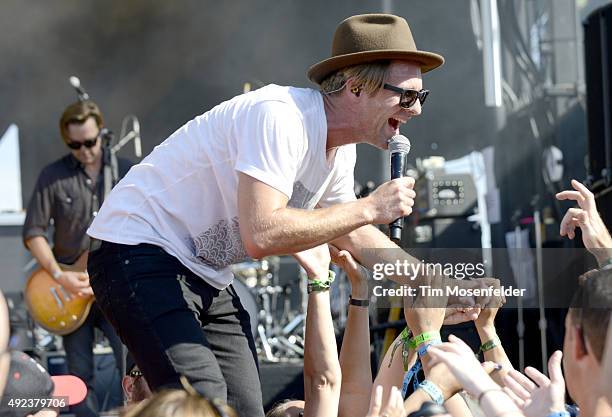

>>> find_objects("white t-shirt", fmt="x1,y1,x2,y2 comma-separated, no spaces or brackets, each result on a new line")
87,84,357,289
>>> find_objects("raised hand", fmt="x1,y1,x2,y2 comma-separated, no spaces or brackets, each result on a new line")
474,282,505,331
366,385,405,417
502,351,566,417
292,244,331,280
403,277,447,337
556,179,612,265
427,334,500,397
330,245,369,299
444,305,481,325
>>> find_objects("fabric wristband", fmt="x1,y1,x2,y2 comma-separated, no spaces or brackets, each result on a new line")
418,380,445,405
409,331,441,349
417,339,442,357
478,335,501,355
388,327,412,371
307,270,336,293
401,338,442,398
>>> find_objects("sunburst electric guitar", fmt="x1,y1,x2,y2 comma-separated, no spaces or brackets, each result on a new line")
24,252,94,335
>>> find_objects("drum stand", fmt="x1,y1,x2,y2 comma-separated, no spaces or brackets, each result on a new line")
255,268,306,361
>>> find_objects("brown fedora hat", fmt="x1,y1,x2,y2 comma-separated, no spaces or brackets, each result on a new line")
308,14,444,84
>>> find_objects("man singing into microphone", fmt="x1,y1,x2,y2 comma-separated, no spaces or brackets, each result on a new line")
87,14,443,416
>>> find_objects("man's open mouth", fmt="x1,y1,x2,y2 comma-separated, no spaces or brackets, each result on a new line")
388,117,401,130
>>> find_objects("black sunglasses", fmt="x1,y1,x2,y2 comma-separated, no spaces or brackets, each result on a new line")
66,135,99,150
383,83,429,109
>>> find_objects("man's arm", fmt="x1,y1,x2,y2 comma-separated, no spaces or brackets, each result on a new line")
0,290,8,401
332,225,498,309
25,237,92,296
331,224,403,270
292,246,342,417
25,236,62,278
372,332,417,407
334,249,372,417
237,173,415,258
23,173,91,296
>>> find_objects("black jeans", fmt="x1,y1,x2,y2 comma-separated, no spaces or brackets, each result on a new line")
63,302,122,417
88,242,264,417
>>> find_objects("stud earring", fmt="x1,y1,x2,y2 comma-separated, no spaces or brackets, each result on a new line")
351,86,361,96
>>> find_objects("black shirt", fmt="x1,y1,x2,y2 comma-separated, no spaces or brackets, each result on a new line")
23,153,132,265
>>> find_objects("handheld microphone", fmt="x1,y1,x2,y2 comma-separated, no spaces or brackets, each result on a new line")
69,76,90,101
388,134,411,242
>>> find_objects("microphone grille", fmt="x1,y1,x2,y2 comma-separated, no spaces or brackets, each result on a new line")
69,76,80,88
389,135,411,154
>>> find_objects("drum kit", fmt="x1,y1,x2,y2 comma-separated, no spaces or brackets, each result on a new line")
231,256,382,362
231,257,308,362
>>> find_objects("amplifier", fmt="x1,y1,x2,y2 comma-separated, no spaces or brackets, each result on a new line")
414,173,477,219
260,360,304,411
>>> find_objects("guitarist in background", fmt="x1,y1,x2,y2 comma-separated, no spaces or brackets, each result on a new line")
22,100,130,417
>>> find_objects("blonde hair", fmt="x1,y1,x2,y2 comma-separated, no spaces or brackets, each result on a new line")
319,61,391,95
120,389,237,417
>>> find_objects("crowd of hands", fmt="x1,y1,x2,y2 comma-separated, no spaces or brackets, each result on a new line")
2,180,611,417
289,179,612,417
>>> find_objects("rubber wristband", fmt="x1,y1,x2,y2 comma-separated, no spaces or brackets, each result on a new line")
349,296,369,307
418,380,445,405
409,331,441,349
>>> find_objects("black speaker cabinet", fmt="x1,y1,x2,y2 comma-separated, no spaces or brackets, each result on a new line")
404,217,482,249
584,3,612,188
260,360,304,411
